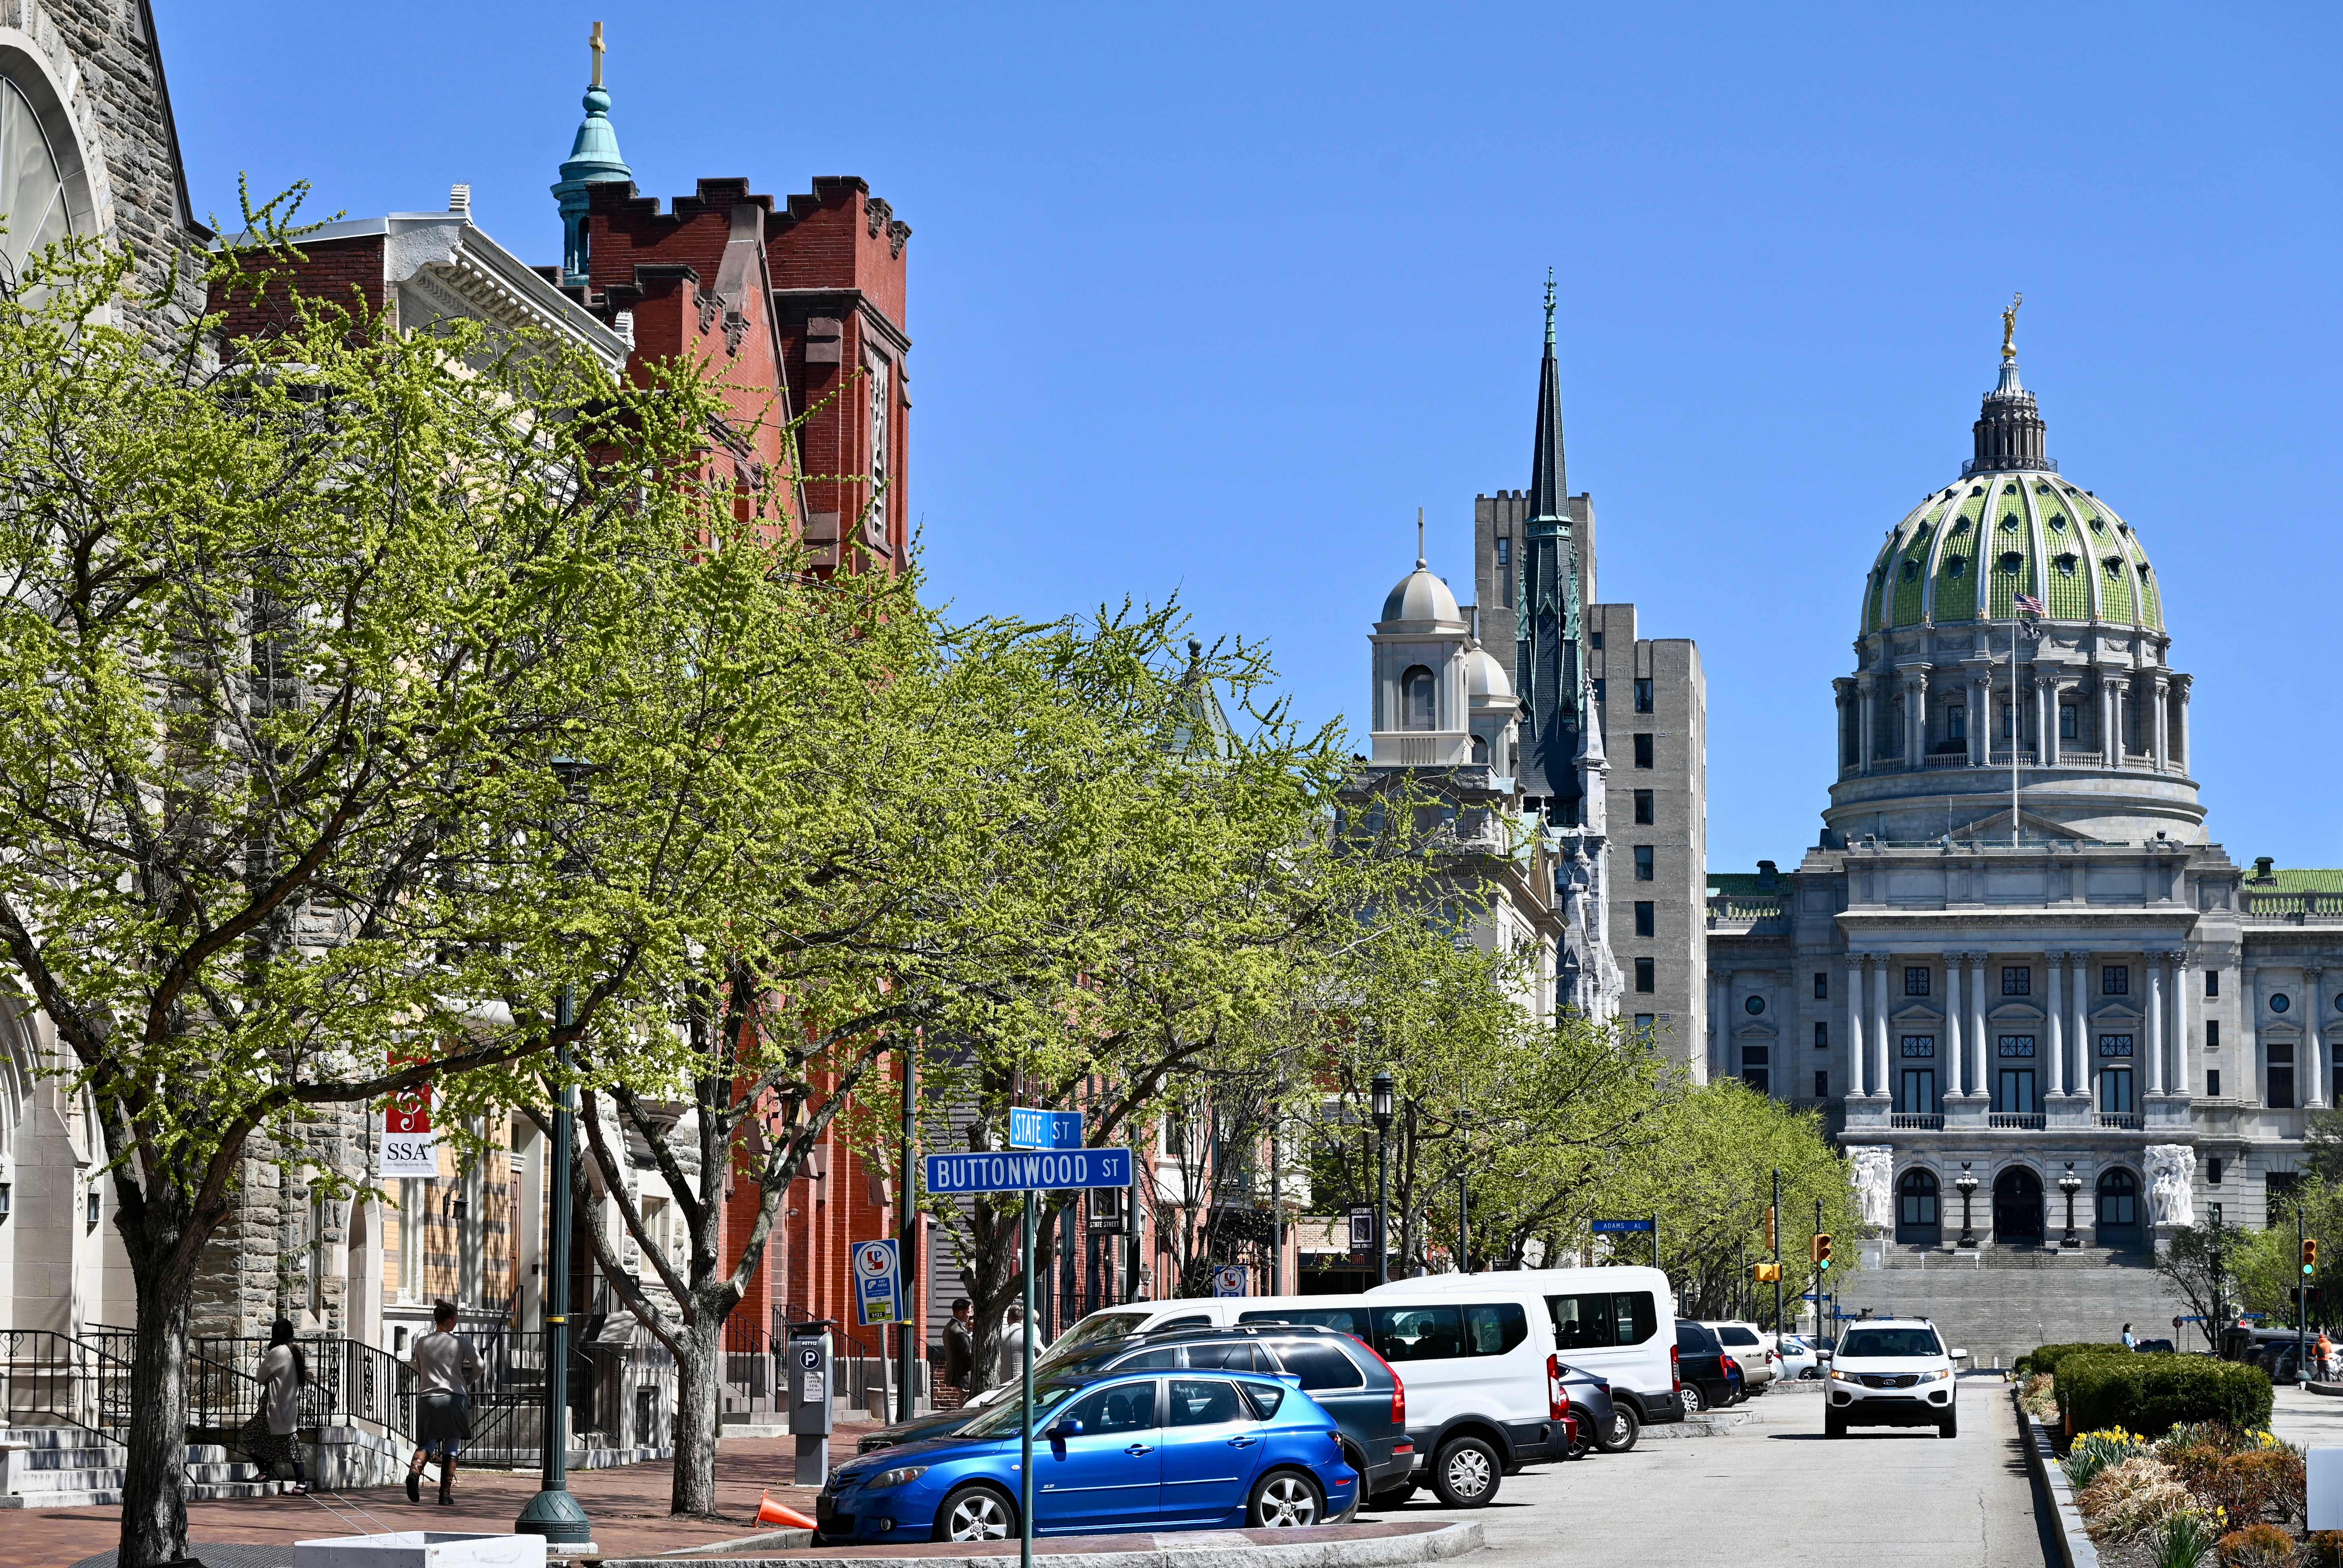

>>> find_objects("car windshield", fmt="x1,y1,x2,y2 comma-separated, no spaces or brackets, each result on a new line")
954,1378,1087,1438
1043,1312,1152,1364
1836,1327,1943,1359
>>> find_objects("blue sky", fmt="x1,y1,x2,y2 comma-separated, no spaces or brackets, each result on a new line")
164,2,2343,872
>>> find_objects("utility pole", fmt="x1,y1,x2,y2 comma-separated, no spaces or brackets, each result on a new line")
1772,1169,1783,1336
896,1036,919,1421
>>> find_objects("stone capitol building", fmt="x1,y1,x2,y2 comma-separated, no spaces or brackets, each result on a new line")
1707,311,2343,1255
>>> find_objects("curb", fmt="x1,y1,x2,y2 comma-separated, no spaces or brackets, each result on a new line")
600,1520,1485,1568
2307,1382,2343,1400
2011,1387,2099,1568
1640,1410,1747,1441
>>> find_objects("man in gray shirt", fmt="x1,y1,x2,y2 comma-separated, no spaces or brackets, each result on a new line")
407,1299,482,1505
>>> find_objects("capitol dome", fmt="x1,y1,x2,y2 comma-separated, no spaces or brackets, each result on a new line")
1858,361,2161,637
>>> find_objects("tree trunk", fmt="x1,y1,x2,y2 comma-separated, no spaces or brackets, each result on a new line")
118,1235,196,1568
669,1313,723,1517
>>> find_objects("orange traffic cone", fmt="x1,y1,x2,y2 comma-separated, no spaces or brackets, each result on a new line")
758,1489,818,1531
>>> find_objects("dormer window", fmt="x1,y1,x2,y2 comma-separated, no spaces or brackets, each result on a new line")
2001,513,2021,530
2103,557,2125,577
1944,555,1968,577
1999,552,2025,571
2047,515,2067,531
2089,518,2107,534
1970,485,1985,496
2055,553,2078,576
1950,517,1970,534
1901,559,1920,582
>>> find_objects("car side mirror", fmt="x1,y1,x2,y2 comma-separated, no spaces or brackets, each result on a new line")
1950,1349,1970,1362
1046,1418,1083,1441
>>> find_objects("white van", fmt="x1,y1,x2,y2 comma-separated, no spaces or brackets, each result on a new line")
1365,1267,1685,1435
1031,1271,1677,1507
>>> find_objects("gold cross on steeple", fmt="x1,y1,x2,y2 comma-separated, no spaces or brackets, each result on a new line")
590,21,606,88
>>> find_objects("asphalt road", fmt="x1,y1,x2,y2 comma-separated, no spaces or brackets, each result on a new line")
1361,1378,2060,1568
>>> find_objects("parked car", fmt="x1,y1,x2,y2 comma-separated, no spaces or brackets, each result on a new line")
1674,1320,1736,1413
1775,1335,1821,1380
858,1324,1413,1499
1823,1319,1968,1439
1552,1361,1628,1458
1702,1321,1776,1390
813,1367,1359,1544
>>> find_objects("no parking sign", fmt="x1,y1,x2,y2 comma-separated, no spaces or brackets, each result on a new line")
853,1239,901,1326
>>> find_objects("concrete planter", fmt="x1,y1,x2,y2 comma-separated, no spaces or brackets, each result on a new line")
295,1532,549,1568
2011,1387,2100,1568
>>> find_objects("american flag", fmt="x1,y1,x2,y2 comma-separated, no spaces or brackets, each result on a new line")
2014,594,2045,616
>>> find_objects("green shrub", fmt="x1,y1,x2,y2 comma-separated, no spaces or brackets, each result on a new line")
2022,1340,2132,1378
2058,1353,2274,1438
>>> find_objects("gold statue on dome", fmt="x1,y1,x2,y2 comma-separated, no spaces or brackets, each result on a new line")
2001,291,2022,362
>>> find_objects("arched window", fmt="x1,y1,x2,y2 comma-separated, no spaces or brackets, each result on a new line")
0,76,74,281
1897,1169,1940,1244
1400,665,1437,732
1470,735,1488,765
2096,1168,2140,1241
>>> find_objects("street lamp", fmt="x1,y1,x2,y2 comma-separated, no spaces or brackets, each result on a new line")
1370,1072,1395,1286
519,759,594,1549
1954,1163,1979,1250
2058,1162,2083,1250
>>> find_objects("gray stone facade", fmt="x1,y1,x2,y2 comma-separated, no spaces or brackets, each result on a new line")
1708,347,2343,1249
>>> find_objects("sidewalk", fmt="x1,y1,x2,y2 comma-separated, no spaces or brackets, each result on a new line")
29,1432,854,1568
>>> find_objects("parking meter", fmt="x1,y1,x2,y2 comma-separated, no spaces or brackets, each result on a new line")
788,1323,835,1487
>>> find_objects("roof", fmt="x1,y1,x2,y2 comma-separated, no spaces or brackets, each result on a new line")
1861,468,2160,636
1707,870,1790,895
1379,564,1464,628
2247,867,2343,893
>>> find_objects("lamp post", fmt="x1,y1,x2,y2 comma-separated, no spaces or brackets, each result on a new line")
2058,1162,2083,1250
1370,1072,1395,1286
516,984,593,1547
1456,1103,1469,1276
1954,1163,1979,1250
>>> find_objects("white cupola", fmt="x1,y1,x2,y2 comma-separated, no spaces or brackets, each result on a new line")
1370,519,1472,770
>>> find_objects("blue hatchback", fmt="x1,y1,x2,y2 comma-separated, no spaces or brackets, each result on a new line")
814,1367,1358,1544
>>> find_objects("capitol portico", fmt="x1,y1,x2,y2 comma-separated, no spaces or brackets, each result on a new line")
1707,312,2343,1251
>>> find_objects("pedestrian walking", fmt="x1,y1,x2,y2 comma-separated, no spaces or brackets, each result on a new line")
940,1298,974,1407
244,1318,309,1492
406,1299,482,1506
2317,1329,2335,1382
995,1303,1039,1387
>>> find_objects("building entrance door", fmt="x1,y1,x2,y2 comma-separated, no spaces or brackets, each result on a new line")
1992,1166,2044,1243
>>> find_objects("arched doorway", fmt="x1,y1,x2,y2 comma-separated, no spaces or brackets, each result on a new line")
1896,1169,1941,1246
1992,1166,2044,1243
2096,1168,2142,1248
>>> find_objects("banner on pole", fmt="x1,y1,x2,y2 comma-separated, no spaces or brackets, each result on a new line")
379,1056,438,1178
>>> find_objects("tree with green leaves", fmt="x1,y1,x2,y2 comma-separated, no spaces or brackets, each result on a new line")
0,201,772,1566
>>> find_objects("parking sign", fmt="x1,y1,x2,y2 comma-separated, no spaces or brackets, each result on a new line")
1212,1264,1248,1298
852,1239,900,1326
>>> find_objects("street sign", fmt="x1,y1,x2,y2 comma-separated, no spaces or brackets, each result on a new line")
924,1148,1134,1195
1348,1208,1375,1249
1212,1264,1249,1298
852,1239,901,1327
1591,1218,1654,1234
1008,1107,1084,1151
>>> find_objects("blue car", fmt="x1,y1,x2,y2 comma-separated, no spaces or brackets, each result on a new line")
814,1367,1359,1543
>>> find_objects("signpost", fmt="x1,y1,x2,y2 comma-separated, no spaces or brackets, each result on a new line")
1212,1264,1249,1298
1593,1217,1658,1269
852,1239,901,1328
921,1114,1130,1568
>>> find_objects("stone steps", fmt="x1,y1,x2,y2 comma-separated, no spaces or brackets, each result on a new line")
1873,1243,2150,1270
0,1428,280,1507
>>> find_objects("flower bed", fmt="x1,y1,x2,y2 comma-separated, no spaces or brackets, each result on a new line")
2059,1422,2309,1568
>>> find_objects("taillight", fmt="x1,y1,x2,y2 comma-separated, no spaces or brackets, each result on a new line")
1671,1342,1683,1393
1547,1353,1569,1421
1351,1333,1405,1427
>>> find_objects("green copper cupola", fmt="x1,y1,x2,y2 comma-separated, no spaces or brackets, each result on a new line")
552,21,632,288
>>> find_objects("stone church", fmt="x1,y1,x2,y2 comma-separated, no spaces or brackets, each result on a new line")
1707,313,2343,1258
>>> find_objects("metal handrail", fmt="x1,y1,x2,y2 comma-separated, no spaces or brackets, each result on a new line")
0,1330,135,1440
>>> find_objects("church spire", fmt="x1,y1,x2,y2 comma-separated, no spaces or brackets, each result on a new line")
553,21,633,288
1528,267,1568,523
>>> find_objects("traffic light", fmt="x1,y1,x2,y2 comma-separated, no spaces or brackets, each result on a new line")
1811,1233,1833,1270
1754,1262,1783,1283
2305,1238,2320,1276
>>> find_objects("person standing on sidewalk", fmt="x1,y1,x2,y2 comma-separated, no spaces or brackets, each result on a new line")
2316,1329,2335,1382
251,1319,309,1493
406,1300,481,1506
941,1299,975,1407
2120,1323,2137,1350
995,1304,1039,1389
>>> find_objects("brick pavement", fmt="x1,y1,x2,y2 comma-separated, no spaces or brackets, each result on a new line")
13,1432,852,1568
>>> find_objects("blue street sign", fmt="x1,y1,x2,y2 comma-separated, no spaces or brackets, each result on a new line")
1008,1107,1085,1151
852,1239,901,1327
1591,1218,1655,1234
924,1148,1134,1195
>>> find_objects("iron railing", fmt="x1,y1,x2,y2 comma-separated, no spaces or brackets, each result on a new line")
0,1330,134,1439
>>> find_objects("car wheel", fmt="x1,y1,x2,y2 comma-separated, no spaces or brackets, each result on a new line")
932,1482,1016,1543
1824,1410,1845,1440
1679,1382,1706,1415
1250,1468,1325,1528
1597,1406,1640,1455
1564,1406,1595,1460
1939,1408,1958,1439
1429,1435,1502,1508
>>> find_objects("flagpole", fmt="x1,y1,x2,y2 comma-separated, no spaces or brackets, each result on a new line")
2010,611,2020,849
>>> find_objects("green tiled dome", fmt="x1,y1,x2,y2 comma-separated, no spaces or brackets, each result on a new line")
1859,472,2161,636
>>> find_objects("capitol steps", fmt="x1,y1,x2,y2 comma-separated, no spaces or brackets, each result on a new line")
1831,1241,2178,1370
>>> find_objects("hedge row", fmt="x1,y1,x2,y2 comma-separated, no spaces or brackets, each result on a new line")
2054,1352,2274,1437
2017,1341,2130,1379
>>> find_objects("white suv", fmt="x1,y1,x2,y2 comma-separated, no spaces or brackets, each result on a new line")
1823,1319,1967,1439
1701,1321,1776,1390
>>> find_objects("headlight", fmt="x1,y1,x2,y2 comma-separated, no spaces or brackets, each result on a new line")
1828,1369,1854,1382
1919,1368,1949,1382
869,1466,929,1489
